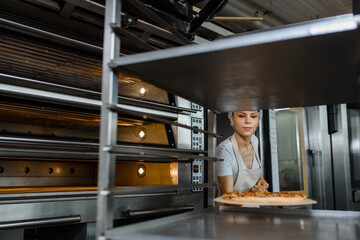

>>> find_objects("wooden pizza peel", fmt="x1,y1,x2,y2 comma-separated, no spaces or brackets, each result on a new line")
214,197,317,206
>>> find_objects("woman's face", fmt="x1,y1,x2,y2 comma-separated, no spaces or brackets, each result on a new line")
231,111,260,137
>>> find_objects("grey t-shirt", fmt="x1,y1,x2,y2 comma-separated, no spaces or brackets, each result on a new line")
216,134,260,183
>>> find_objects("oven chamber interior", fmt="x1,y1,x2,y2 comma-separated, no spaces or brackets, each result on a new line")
0,29,207,229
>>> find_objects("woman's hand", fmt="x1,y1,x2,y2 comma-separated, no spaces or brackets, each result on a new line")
217,175,234,195
250,176,269,192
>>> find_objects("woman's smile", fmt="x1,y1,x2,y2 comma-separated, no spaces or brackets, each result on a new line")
243,127,252,131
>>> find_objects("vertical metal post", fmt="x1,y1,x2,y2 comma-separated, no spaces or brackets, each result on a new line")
96,0,121,239
207,110,217,206
331,104,353,210
268,110,280,192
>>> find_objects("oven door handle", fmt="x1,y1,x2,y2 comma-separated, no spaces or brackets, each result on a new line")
127,206,194,217
0,215,81,229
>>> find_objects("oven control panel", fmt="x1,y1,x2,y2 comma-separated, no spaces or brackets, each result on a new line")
191,103,202,111
191,116,203,192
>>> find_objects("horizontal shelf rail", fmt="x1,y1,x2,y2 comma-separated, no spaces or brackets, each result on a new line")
0,148,200,163
111,183,221,196
0,82,178,120
107,104,221,137
0,17,102,54
106,144,220,161
0,190,177,203
0,73,197,115
127,206,194,217
0,215,82,230
0,137,219,162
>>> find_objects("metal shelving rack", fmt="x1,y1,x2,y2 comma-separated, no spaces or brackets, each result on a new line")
96,1,220,239
97,1,360,239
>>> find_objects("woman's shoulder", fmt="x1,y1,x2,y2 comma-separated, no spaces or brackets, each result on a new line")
216,137,232,150
216,137,233,157
251,134,259,146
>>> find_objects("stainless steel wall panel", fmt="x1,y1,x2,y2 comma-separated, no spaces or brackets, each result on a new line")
305,106,334,210
331,104,353,210
347,106,360,211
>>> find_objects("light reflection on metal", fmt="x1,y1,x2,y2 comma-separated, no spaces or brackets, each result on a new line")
139,87,147,97
137,164,146,178
138,128,146,140
310,18,357,35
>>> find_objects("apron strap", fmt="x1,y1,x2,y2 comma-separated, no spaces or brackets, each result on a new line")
230,134,242,185
231,134,262,185
251,138,261,167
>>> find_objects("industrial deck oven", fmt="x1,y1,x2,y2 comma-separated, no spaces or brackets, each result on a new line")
1,1,360,240
0,1,223,239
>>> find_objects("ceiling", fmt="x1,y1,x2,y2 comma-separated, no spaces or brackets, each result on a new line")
212,0,353,33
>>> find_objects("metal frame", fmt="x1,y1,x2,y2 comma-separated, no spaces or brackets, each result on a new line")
96,1,220,239
96,0,121,237
125,0,192,44
110,14,359,113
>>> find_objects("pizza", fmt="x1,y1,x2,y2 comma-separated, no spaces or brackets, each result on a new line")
222,191,307,203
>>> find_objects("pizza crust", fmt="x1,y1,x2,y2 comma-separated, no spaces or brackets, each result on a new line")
222,191,307,203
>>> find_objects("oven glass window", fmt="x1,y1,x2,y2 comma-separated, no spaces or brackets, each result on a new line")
275,108,308,194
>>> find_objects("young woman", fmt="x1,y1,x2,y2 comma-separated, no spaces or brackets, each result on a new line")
216,111,269,195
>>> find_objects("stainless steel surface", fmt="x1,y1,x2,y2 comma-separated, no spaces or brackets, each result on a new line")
269,109,280,192
113,14,359,112
97,0,120,237
0,215,81,229
0,229,23,240
0,191,176,204
331,104,353,210
106,206,360,240
355,190,360,202
207,110,217,206
112,183,220,195
305,106,334,209
0,194,202,228
109,144,217,162
347,106,360,210
127,206,194,217
0,137,190,161
302,108,312,199
176,97,193,150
